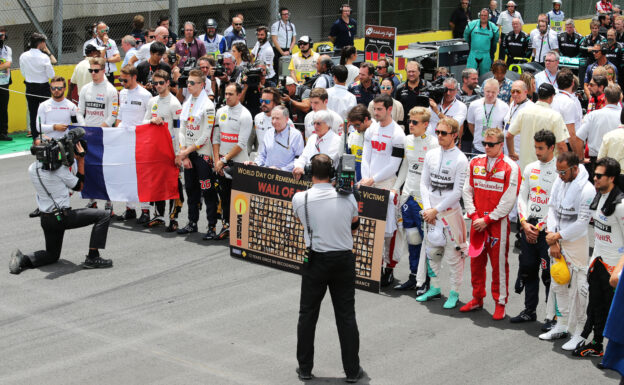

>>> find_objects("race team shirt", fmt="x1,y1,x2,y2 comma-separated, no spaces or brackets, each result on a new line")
253,112,273,152
592,193,624,268
36,98,85,139
78,80,119,127
117,85,152,127
420,146,468,212
179,92,216,157
517,158,557,230
214,103,253,162
467,98,509,153
428,98,467,135
143,93,182,153
393,132,440,204
361,120,406,185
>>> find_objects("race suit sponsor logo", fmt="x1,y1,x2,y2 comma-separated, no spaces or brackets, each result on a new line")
474,178,504,192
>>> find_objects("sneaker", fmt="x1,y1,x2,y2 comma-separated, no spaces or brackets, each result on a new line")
29,208,40,218
572,341,604,356
459,298,483,312
177,222,198,235
562,334,585,351
136,210,150,225
415,286,441,302
203,227,217,240
380,267,395,287
9,249,25,274
443,290,460,309
510,309,537,323
538,324,568,340
394,274,416,290
86,201,98,209
118,208,137,221
345,367,364,383
217,223,230,240
146,216,165,228
295,367,312,381
165,220,178,233
82,256,113,269
492,304,506,320
541,317,557,332
0,134,13,141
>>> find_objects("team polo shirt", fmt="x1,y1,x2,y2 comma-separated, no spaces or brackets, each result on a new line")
214,103,253,162
117,86,152,127
143,93,182,153
36,98,84,139
329,17,357,48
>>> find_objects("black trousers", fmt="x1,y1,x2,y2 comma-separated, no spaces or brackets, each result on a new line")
25,82,50,139
0,84,9,136
498,33,506,62
217,174,232,224
297,250,360,377
26,208,111,267
517,230,551,312
155,177,184,219
581,258,615,344
184,152,218,226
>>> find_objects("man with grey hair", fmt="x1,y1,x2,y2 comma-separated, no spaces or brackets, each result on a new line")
428,77,467,134
247,105,304,171
502,17,531,65
84,22,121,84
535,50,560,90
467,78,509,154
130,26,169,66
557,19,583,58
175,21,207,69
503,80,533,159
497,1,523,62
121,35,138,68
293,109,343,180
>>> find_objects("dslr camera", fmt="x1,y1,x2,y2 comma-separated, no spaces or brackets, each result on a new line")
178,56,198,89
241,64,264,89
213,54,226,78
30,127,86,171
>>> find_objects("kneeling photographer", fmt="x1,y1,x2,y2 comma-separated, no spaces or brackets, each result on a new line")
10,128,113,274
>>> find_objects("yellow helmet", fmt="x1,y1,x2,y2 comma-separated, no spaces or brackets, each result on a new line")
551,256,571,285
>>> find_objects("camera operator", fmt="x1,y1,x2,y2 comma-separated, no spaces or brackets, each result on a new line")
427,77,467,135
175,21,206,70
313,55,334,89
280,76,310,126
10,137,113,274
137,42,171,96
213,83,253,240
216,53,241,102
395,61,431,135
240,61,273,117
292,153,363,383
177,55,215,104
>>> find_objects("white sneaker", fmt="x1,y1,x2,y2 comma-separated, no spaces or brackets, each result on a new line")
562,334,585,351
539,324,568,341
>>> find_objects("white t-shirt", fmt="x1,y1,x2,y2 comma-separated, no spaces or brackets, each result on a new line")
467,98,510,153
251,40,275,79
578,104,622,156
134,41,153,65
0,45,12,85
552,90,582,135
118,85,152,127
84,37,119,74
36,98,85,139
428,98,467,134
326,84,357,121
345,64,359,87
271,20,297,49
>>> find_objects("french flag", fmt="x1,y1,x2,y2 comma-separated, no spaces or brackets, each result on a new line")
80,124,180,202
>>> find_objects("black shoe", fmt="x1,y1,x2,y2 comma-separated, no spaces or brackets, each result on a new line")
9,249,25,274
0,134,13,141
217,223,230,240
572,340,604,357
296,367,312,381
345,367,364,383
596,361,607,370
177,222,198,235
145,215,165,228
29,208,40,218
510,309,537,323
136,210,150,225
203,227,218,240
118,208,137,221
394,274,416,290
165,219,178,233
541,317,557,332
86,201,98,209
83,256,113,269
380,267,395,287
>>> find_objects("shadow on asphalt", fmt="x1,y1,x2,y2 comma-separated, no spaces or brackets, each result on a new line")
298,371,371,384
39,259,85,280
108,221,231,247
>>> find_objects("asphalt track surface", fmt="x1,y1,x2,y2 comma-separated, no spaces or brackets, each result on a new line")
0,154,620,385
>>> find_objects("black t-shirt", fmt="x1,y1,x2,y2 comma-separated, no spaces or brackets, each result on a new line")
136,61,172,95
450,7,471,39
395,80,431,133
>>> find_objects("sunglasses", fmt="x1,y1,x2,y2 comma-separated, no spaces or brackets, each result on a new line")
409,120,422,125
557,167,573,175
151,80,166,86
435,130,451,136
162,35,169,39
88,68,101,73
481,141,502,147
298,42,309,46
119,78,129,83
50,86,65,91
511,89,522,94
594,173,607,179
259,98,272,104
148,35,156,39
380,86,392,90
100,28,109,33
376,66,386,70
234,23,243,26
187,80,199,86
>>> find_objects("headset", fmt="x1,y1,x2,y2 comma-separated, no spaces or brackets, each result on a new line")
339,3,351,13
379,57,394,74
182,21,198,37
304,154,335,179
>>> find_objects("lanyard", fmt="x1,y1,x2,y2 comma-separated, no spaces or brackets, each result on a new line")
275,128,290,150
545,70,556,85
506,99,526,127
315,136,322,153
442,99,456,115
483,101,496,129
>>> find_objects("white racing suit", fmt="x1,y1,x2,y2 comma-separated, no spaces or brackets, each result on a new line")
546,165,595,336
418,146,469,290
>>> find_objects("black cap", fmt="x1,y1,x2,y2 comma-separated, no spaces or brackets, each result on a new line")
84,44,99,55
538,83,556,99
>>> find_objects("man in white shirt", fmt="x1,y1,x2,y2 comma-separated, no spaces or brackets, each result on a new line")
467,78,510,154
84,22,121,84
199,18,224,59
142,69,183,231
327,65,357,121
293,109,343,179
20,33,56,142
304,88,344,140
251,26,275,80
0,27,13,141
531,18,559,64
271,7,297,75
428,77,467,134
121,35,138,68
116,65,152,223
577,84,622,180
251,87,280,155
36,76,85,140
504,80,534,158
551,68,584,159
68,44,102,102
129,26,169,66
360,94,406,286
535,50,560,90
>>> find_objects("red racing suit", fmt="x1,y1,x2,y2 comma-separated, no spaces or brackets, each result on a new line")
463,153,520,305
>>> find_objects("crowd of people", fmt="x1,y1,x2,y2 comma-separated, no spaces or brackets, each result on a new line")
2,2,624,380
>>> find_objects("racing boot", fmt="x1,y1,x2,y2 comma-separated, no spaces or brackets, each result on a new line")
541,316,557,332
539,320,568,341
415,275,430,296
459,298,484,312
510,309,537,323
203,227,218,240
165,220,179,233
562,334,585,351
136,209,150,225
380,267,395,287
443,290,460,309
572,340,604,357
394,274,416,290
177,222,198,235
217,222,230,240
415,286,441,302
146,215,165,228
492,304,506,320
118,208,137,221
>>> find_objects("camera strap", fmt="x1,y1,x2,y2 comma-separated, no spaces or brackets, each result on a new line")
35,164,64,221
304,191,313,257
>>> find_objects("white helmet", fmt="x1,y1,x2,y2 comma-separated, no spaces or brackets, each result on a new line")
553,0,562,4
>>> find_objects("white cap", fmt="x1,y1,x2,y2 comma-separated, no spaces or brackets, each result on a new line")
285,76,296,86
553,0,561,4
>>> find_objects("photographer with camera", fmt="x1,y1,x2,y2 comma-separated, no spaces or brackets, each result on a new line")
175,22,206,70
313,55,334,89
137,42,171,96
292,153,363,383
213,83,253,239
240,61,273,117
10,129,113,274
215,53,242,103
177,55,215,104
280,76,310,126
427,77,467,135
37,76,85,140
